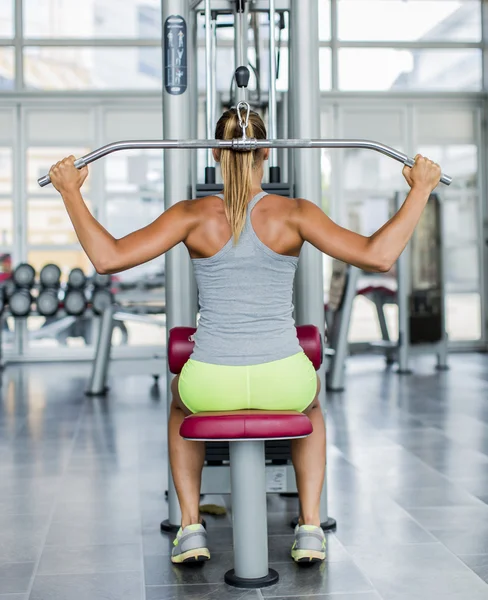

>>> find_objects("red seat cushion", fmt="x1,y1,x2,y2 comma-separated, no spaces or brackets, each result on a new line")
180,410,313,440
357,285,396,299
168,325,322,374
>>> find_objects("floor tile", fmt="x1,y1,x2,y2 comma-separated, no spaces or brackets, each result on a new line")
459,555,488,585
264,594,382,600
260,560,374,597
45,517,142,547
29,572,143,600
145,584,259,600
38,543,142,575
0,563,35,595
348,542,488,600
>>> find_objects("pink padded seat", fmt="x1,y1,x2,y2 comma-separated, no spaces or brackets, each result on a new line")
180,410,313,441
168,324,323,374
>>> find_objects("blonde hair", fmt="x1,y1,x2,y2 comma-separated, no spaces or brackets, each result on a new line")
215,108,267,243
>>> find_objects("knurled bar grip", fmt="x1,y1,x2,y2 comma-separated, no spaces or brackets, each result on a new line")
37,139,452,187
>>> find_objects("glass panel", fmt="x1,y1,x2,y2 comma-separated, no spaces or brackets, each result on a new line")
27,249,92,281
24,47,162,90
0,200,13,246
105,150,163,194
0,1,13,37
319,0,331,41
319,48,332,90
338,0,481,42
24,0,161,38
0,148,12,193
339,48,482,91
343,150,406,194
28,198,92,245
27,148,91,194
446,293,481,341
0,47,15,90
106,196,165,287
418,143,480,341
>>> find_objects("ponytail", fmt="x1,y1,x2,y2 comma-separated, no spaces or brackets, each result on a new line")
215,108,267,244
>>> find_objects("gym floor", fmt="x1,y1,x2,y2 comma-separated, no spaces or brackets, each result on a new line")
1,354,488,600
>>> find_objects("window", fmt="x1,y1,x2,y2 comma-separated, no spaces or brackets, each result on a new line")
0,47,15,90
24,47,162,90
0,1,13,37
339,48,482,91
0,147,13,247
418,143,481,341
319,0,331,41
338,0,481,42
23,0,162,38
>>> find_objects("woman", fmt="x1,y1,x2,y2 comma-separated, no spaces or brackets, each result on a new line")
49,107,441,565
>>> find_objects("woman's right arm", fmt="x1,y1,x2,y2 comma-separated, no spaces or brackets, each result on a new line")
295,155,442,272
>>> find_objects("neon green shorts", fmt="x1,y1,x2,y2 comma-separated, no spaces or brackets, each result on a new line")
178,352,317,414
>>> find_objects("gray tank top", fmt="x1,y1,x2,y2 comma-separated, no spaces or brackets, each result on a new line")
190,191,302,366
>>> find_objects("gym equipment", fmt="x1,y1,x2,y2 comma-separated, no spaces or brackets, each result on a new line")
12,263,35,288
37,289,59,317
396,191,448,372
9,288,32,317
36,0,452,540
37,137,452,188
37,264,61,317
326,192,448,390
9,264,35,318
168,324,320,589
64,268,88,316
39,263,61,288
3,279,15,301
92,289,113,315
86,304,115,396
93,273,111,288
91,273,114,316
68,267,87,289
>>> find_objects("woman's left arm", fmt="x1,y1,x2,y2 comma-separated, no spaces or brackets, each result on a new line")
50,156,196,274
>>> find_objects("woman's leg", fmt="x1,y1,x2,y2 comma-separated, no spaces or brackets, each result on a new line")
168,375,206,529
290,375,326,527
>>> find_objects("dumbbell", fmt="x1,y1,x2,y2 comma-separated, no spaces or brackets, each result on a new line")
64,268,87,316
0,279,13,315
37,264,61,317
91,273,113,315
9,264,36,317
13,263,35,288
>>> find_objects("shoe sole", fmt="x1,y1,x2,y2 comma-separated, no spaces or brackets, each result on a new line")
291,549,326,563
171,548,211,564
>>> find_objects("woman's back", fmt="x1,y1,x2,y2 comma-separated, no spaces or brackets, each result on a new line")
186,192,303,366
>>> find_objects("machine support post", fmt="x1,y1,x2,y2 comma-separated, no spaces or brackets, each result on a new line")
161,0,198,532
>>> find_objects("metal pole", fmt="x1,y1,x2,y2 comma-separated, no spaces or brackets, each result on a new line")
228,441,269,580
289,0,335,531
205,0,213,169
161,0,198,533
86,305,115,396
211,13,217,126
327,266,360,392
38,139,453,187
268,0,279,174
234,0,249,102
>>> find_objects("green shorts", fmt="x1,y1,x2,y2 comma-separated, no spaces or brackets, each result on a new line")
178,352,317,414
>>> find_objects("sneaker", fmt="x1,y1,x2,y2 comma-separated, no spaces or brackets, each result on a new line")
171,524,210,564
291,524,326,563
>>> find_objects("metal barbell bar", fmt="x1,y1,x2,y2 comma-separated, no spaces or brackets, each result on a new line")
37,138,452,188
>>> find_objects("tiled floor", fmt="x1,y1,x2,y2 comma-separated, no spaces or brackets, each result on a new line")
1,353,488,599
